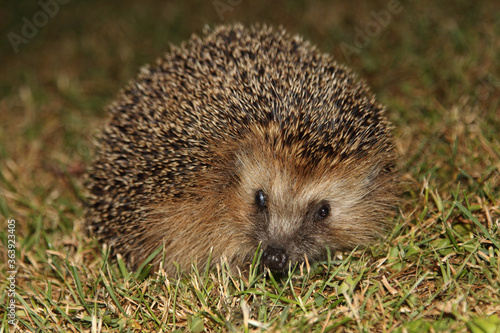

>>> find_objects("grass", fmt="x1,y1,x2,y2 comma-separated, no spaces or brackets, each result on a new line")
0,0,499,331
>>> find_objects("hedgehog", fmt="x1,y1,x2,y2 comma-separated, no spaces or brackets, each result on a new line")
85,24,398,275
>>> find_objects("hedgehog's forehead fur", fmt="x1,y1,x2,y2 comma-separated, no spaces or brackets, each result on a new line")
86,23,397,274
232,127,375,234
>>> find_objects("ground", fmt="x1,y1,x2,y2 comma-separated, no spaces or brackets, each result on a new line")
0,0,499,332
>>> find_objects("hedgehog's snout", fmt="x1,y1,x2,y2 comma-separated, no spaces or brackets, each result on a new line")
262,246,289,272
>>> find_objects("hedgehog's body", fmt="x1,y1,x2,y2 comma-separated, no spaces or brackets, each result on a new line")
86,24,397,275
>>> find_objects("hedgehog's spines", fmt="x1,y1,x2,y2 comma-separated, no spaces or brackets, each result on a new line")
85,24,398,274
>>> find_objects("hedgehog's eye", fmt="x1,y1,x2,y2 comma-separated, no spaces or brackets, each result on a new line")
254,190,267,208
316,203,330,219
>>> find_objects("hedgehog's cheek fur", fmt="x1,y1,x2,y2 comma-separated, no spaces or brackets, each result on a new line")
133,195,258,272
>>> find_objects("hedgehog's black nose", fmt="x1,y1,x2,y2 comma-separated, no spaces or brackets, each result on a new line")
262,247,288,272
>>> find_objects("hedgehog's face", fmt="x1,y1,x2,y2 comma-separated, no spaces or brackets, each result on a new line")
230,138,392,273
249,182,336,272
